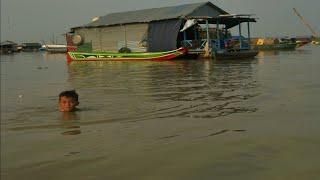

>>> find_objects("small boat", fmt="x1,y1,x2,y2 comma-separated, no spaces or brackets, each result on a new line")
311,37,320,45
296,40,311,48
67,47,188,62
312,40,320,45
294,36,312,48
45,44,67,53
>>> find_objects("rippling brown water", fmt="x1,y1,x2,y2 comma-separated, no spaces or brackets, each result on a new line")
1,46,320,179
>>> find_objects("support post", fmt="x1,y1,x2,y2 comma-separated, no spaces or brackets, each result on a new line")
216,19,220,50
247,21,251,49
205,19,211,58
206,19,210,47
194,26,198,40
124,25,127,48
238,21,242,49
225,27,228,38
183,31,187,47
99,29,102,51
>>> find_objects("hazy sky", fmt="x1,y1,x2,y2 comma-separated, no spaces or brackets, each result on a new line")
1,0,319,43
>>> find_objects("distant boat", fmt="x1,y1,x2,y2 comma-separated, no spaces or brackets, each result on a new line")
67,47,188,62
311,41,319,45
44,44,67,53
295,37,312,48
293,8,319,45
251,38,297,50
252,43,297,50
311,37,320,45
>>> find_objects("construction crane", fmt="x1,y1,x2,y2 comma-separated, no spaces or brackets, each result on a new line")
293,8,319,37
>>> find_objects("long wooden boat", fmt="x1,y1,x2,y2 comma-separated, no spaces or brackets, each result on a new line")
252,42,297,51
67,47,188,62
45,44,67,53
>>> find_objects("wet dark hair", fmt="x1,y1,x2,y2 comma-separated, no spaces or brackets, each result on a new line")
59,90,79,102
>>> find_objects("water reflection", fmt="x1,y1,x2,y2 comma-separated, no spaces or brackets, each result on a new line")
294,48,313,55
60,112,81,135
257,48,312,58
60,111,80,121
257,50,280,58
142,59,259,118
6,109,82,136
61,129,81,135
41,52,66,61
66,59,260,122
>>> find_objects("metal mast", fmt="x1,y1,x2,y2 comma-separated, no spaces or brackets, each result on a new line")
293,8,319,37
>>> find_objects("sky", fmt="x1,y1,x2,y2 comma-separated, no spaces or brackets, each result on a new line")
1,0,319,43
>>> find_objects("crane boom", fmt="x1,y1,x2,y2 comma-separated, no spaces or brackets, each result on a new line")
293,8,319,37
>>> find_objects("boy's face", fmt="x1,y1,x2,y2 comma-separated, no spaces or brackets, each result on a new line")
59,96,79,112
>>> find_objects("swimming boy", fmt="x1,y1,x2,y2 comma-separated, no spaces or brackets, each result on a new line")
59,90,79,112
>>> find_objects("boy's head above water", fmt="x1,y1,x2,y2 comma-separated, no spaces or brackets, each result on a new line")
59,90,79,112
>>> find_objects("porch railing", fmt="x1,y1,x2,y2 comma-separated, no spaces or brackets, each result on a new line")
181,39,208,50
181,37,251,52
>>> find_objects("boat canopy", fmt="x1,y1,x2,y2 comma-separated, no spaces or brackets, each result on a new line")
186,14,256,29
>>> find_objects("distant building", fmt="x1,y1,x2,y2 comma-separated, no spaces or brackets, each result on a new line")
21,43,42,52
0,41,19,54
67,2,229,52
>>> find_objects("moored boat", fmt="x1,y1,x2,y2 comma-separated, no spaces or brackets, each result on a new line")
296,40,311,48
45,44,67,53
67,47,188,62
214,49,259,60
252,42,297,50
311,37,320,45
251,37,297,51
294,36,312,48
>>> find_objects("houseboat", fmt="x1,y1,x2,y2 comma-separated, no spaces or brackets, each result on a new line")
66,2,258,60
0,41,19,54
21,43,42,52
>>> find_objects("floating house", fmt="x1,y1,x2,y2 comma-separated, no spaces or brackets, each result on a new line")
21,43,42,52
0,41,19,54
67,1,257,58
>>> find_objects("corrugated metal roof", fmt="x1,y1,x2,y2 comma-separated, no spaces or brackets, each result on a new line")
0,41,17,46
74,1,228,29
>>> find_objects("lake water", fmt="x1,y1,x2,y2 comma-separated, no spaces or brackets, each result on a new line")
1,46,320,180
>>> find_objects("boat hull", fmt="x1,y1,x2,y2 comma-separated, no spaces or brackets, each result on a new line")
67,48,187,62
45,45,67,53
296,41,311,48
252,43,297,50
214,50,259,60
